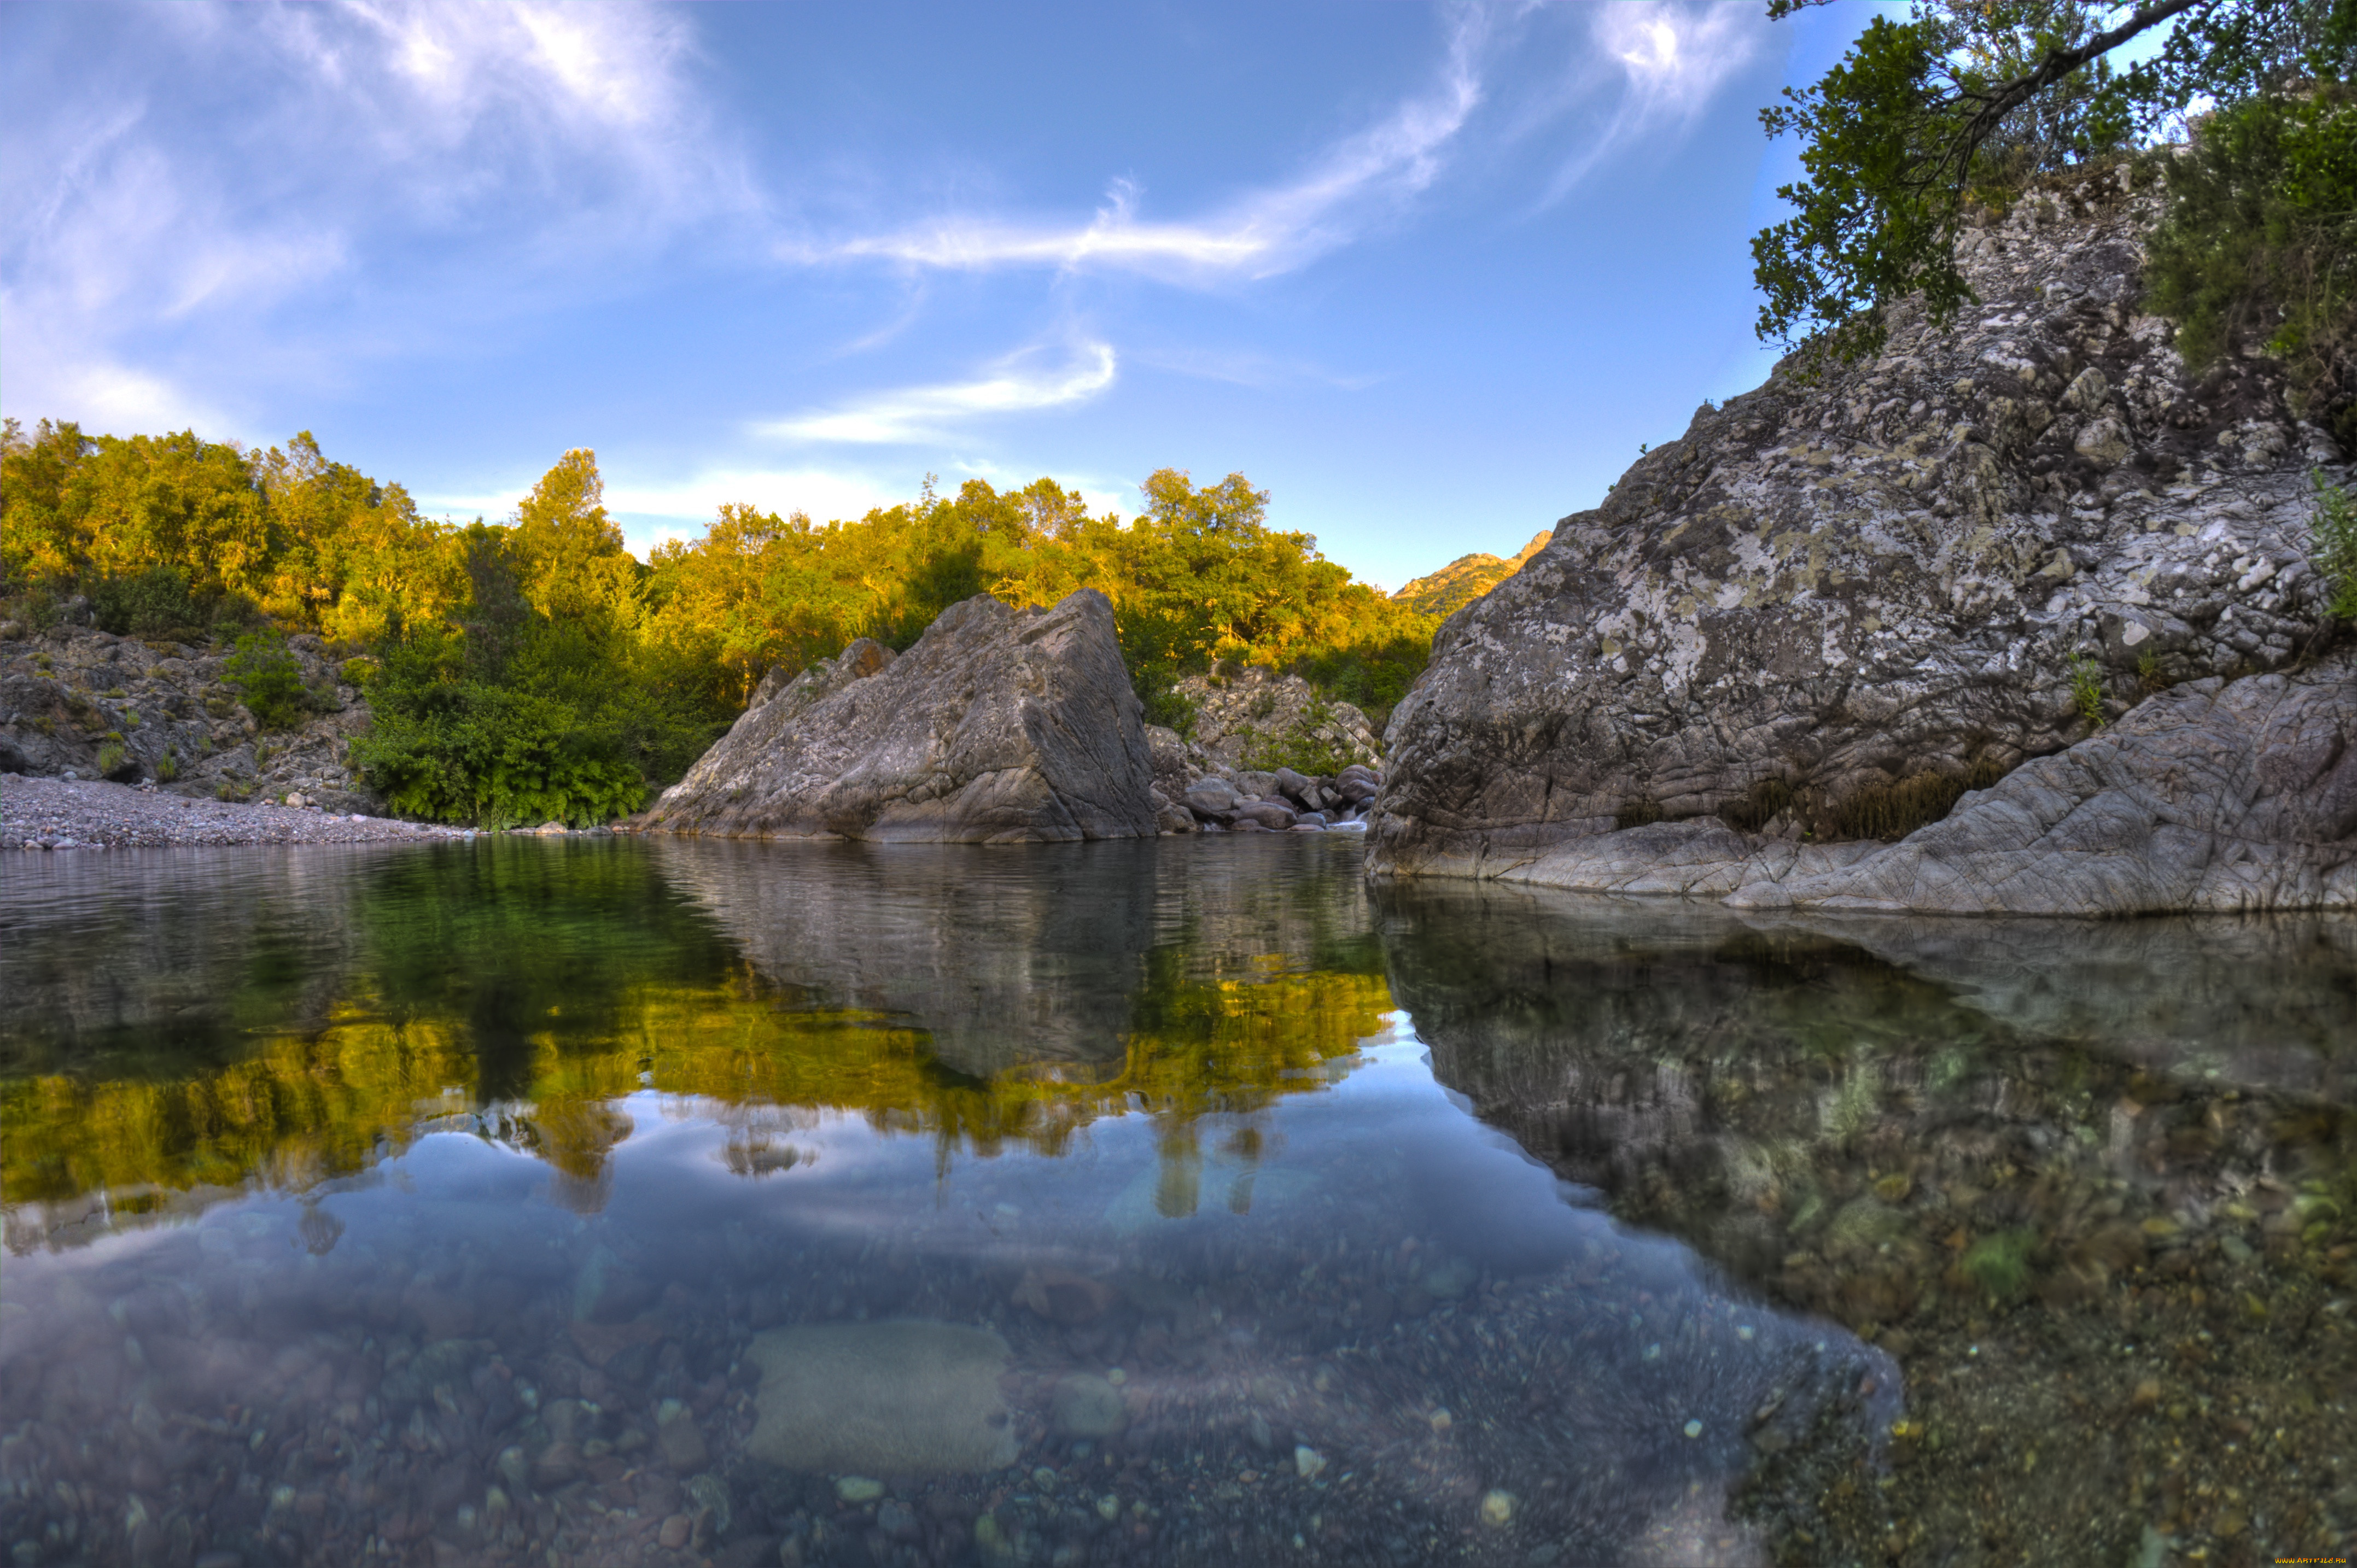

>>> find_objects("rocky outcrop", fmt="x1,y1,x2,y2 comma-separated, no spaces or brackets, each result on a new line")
0,621,380,811
1369,172,2355,912
1172,665,1383,772
644,588,1158,842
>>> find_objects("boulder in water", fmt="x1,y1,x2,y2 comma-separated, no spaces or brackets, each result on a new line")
647,590,1156,842
744,1320,1020,1474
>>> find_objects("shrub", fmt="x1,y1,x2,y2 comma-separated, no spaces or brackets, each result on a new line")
155,747,178,784
2145,89,2357,449
95,737,129,779
2069,654,2107,727
89,565,217,642
351,680,646,829
2313,470,2357,620
1962,1228,2038,1302
225,630,311,730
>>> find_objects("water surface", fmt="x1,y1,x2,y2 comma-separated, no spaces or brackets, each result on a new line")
2,838,2349,1568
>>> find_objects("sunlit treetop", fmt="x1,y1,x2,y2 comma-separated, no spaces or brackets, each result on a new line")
1754,0,2357,362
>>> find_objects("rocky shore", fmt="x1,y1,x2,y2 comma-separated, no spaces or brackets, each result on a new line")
2,774,468,851
1369,172,2356,914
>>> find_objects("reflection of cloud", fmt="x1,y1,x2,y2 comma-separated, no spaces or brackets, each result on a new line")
757,342,1118,446
796,7,1491,285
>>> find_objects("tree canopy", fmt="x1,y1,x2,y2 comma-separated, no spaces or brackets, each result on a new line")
1754,0,2356,362
2,423,1436,824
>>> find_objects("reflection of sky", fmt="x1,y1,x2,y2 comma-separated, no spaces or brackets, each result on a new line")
1,1004,1888,1564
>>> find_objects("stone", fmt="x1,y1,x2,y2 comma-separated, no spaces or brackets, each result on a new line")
658,1514,691,1549
1369,187,2354,916
532,820,569,836
1150,786,1199,834
1480,1489,1516,1526
1183,777,1239,817
744,1321,1020,1474
647,590,1157,843
1048,1374,1128,1438
1294,1446,1326,1480
836,1477,885,1503
1232,799,1298,830
1012,1268,1115,1325
656,1403,708,1471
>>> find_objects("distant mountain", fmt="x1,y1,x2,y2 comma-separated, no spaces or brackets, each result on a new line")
1390,530,1553,617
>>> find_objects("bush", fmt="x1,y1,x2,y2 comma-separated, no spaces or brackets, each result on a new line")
2145,88,2357,449
225,630,311,730
89,565,218,642
351,679,646,829
2313,470,2357,620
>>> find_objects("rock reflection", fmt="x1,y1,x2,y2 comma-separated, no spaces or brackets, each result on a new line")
1378,879,2357,1565
3,837,1388,1249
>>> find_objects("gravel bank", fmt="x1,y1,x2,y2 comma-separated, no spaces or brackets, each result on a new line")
2,773,470,850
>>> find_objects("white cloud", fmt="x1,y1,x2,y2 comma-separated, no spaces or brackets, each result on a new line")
0,0,749,434
1531,2,1771,204
757,342,1119,446
795,7,1490,285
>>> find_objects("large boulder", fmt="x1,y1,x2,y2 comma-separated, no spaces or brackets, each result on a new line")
646,589,1157,842
1370,173,2354,911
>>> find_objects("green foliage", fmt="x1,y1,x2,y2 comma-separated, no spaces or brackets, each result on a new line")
1962,1227,2039,1301
95,738,129,779
2312,469,2357,618
225,630,311,731
155,747,178,785
89,564,222,642
1241,731,1351,777
1755,0,2355,363
2144,87,2357,447
2070,652,2108,726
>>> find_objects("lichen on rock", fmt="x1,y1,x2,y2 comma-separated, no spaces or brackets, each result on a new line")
1370,179,2355,913
645,588,1158,843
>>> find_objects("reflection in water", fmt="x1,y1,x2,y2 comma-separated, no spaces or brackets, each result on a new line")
1,838,1894,1568
1377,880,2357,1566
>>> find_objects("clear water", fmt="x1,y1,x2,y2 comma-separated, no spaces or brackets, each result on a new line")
2,838,2350,1568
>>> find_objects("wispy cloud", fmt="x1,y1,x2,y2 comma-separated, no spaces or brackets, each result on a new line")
793,5,1491,284
757,342,1119,445
1530,2,1771,204
0,0,750,434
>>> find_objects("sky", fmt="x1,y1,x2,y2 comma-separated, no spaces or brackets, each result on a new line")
0,1,1883,591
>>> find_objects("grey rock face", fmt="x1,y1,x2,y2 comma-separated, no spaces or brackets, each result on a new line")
1174,665,1382,771
0,624,380,811
1370,178,2352,914
1728,653,2357,914
647,589,1157,842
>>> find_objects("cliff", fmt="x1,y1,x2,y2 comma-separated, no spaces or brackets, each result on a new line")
1369,171,2356,914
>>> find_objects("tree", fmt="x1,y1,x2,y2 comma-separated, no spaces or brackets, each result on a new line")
1753,0,2356,362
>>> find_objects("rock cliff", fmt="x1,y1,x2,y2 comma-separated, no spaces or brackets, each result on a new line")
1370,172,2355,912
0,620,380,811
644,588,1158,842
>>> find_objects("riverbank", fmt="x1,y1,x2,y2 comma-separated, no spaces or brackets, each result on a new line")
1,774,469,850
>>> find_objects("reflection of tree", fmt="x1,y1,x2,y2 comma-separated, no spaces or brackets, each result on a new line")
4,840,1395,1242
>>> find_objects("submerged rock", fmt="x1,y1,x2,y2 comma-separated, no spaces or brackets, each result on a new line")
1369,178,2354,913
744,1320,1020,1474
647,590,1156,842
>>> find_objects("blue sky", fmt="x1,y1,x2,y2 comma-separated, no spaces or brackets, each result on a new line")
1,1,1881,590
